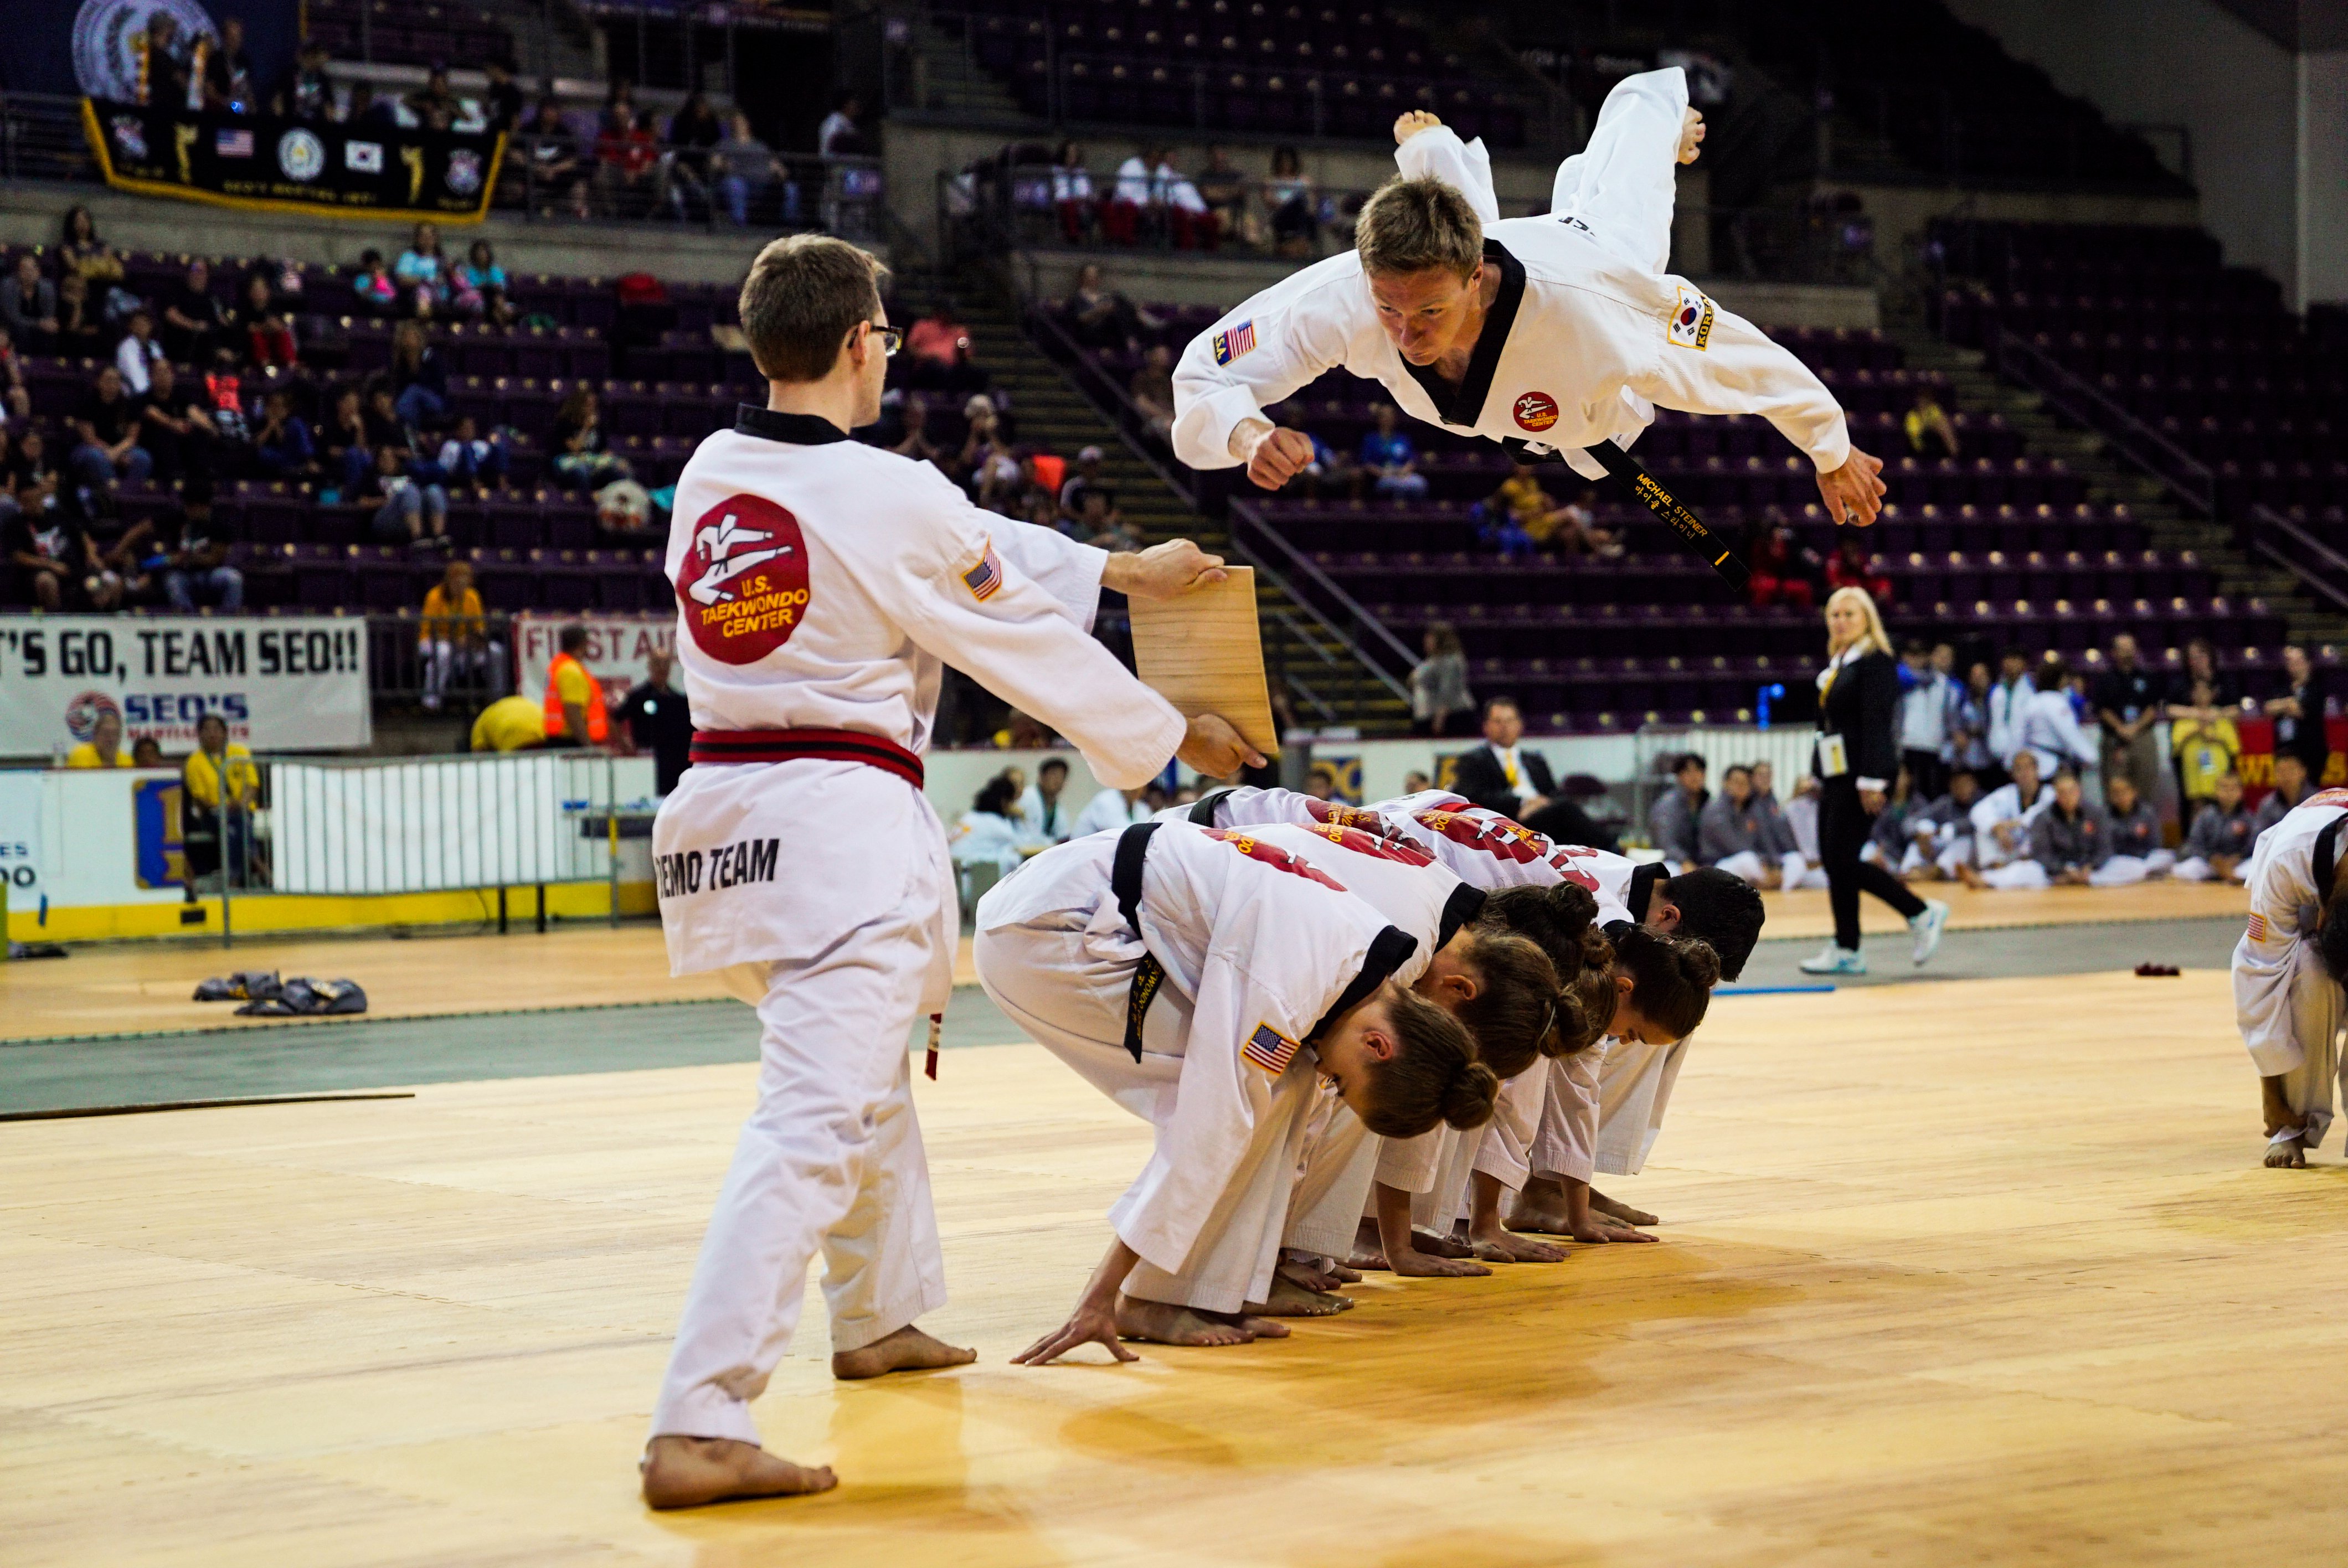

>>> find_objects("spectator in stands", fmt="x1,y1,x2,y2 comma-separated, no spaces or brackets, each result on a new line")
1897,766,1979,882
2168,636,2238,714
113,306,162,395
1196,146,1248,241
904,302,977,390
8,428,55,492
322,386,370,492
1052,142,1095,243
1650,751,1709,872
480,59,524,132
1,254,56,354
1058,446,1118,524
1966,746,2048,889
252,389,317,481
0,327,28,425
1450,695,1560,822
616,649,691,795
1743,518,1819,611
1014,757,1075,846
4,473,76,610
1896,639,1951,802
366,443,450,549
519,98,591,219
65,709,132,768
552,384,631,491
2016,656,2098,779
972,427,1023,513
2254,751,2314,845
419,559,497,711
1409,621,1472,737
53,274,105,358
436,414,508,493
199,14,254,114
57,205,125,288
344,80,397,133
70,365,151,491
403,66,459,128
1128,344,1176,443
1948,659,1993,777
451,240,513,326
161,259,224,363
239,274,297,367
131,736,164,767
394,224,452,317
594,101,661,218
2175,770,2254,883
1105,146,1158,245
137,359,215,486
2169,674,2240,811
283,38,334,121
2092,773,2171,885
2093,632,2165,806
199,349,248,448
1700,763,1783,888
156,478,240,611
351,249,399,319
890,394,943,468
2265,643,2331,786
1903,385,1959,459
1358,403,1427,498
1063,262,1150,351
661,92,725,221
364,385,409,457
1263,145,1317,256
1825,535,1892,602
1280,422,1352,501
711,110,790,228
1986,647,2036,777
818,92,867,157
2027,771,2108,887
389,321,450,432
1155,150,1218,250
952,773,1027,885
138,11,193,110
182,713,263,891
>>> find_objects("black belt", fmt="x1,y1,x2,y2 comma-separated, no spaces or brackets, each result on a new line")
1111,821,1167,1062
1506,437,1750,591
1189,789,1234,826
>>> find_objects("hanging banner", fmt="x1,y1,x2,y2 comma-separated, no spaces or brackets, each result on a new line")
513,612,677,710
0,617,371,758
81,95,504,222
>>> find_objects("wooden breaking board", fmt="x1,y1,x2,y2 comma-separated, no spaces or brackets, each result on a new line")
1128,565,1280,757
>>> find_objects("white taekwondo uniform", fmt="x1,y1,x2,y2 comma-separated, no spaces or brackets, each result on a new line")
2234,787,2348,1151
1182,787,1702,1229
1170,68,1850,486
647,405,1185,1447
974,820,1440,1315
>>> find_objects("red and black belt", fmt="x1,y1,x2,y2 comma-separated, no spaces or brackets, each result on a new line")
687,728,925,788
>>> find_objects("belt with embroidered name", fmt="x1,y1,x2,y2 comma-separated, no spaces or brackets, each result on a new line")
688,728,924,788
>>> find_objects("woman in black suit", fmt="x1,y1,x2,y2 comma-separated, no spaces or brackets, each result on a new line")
1800,587,1949,974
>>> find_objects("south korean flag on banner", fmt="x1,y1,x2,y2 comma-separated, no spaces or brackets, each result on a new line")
344,140,384,174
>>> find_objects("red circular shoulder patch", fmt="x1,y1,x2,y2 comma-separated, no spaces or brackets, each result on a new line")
676,493,812,665
1513,391,1559,432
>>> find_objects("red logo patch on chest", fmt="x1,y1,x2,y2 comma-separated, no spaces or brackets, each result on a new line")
676,494,812,664
1513,391,1559,432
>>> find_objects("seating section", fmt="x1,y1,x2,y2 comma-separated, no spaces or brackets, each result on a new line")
952,0,1527,145
1933,219,2346,529
305,0,514,69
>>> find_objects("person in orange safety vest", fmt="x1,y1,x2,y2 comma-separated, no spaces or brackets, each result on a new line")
543,622,610,746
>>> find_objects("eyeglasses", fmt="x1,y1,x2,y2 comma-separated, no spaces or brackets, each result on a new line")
866,323,904,358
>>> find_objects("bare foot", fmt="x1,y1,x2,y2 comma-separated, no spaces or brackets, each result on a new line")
1248,1275,1353,1316
1955,863,1985,889
1115,1296,1255,1346
1589,1188,1660,1227
1409,1226,1477,1260
1323,1261,1362,1284
641,1436,837,1510
2265,1136,2308,1169
1504,1197,1573,1236
1572,1221,1660,1245
1230,1313,1291,1339
1468,1225,1569,1263
1386,1246,1491,1278
1277,1258,1346,1292
832,1323,978,1381
1346,1243,1388,1271
1677,106,1706,164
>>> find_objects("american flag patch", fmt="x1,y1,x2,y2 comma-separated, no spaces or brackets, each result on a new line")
961,540,1002,601
215,128,255,157
1213,319,1257,365
2247,913,2269,943
1242,1021,1300,1077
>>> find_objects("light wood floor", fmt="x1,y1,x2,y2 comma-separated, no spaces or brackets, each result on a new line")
7,966,2337,1566
1,883,2242,1042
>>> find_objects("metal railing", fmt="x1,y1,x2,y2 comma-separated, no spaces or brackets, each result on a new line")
1992,328,2220,520
2248,506,2348,618
1226,501,1414,704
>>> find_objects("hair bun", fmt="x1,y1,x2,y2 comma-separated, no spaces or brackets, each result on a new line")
1679,938,1722,991
1441,1060,1502,1129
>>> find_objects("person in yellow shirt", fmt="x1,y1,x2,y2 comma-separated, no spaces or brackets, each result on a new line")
419,559,502,712
182,712,265,891
2169,674,2242,810
470,693,548,752
64,709,134,767
542,622,608,747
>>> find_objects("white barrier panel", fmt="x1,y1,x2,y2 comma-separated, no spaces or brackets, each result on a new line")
0,616,371,758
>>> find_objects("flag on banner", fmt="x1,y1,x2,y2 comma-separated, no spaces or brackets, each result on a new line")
215,127,254,157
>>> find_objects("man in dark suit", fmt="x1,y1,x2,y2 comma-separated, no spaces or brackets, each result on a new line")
1446,695,1619,850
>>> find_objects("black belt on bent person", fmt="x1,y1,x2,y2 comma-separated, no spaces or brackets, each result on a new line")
688,727,925,788
1111,821,1167,1063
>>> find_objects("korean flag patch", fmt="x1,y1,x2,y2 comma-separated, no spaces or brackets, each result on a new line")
1213,319,1257,366
1242,1021,1301,1077
961,538,1003,601
1666,283,1715,351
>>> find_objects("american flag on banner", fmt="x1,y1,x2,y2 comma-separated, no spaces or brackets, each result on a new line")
215,128,255,157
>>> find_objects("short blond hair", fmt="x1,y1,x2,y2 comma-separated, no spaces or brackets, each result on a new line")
738,234,892,383
1823,585,1894,658
1356,175,1483,279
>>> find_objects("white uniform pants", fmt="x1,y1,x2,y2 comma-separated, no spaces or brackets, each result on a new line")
1980,859,2050,890
649,903,948,1445
1551,67,1686,275
1593,1034,1688,1177
2090,849,2176,886
2258,942,2348,1152
2174,855,2251,884
976,917,1319,1316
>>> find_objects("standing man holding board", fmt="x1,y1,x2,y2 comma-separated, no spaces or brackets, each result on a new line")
640,234,1260,1509
1171,67,1886,564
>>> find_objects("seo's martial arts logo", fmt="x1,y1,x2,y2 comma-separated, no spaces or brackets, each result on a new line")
678,493,811,664
1512,390,1559,432
63,690,121,743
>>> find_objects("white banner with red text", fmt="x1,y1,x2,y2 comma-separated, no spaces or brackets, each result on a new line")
512,613,677,710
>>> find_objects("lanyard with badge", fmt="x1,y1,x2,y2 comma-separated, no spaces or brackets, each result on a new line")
1815,648,1858,778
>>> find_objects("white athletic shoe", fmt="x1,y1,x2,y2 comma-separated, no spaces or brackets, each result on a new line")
1909,899,1950,966
1798,945,1867,976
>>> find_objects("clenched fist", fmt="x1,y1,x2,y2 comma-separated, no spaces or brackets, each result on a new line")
1245,426,1317,491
